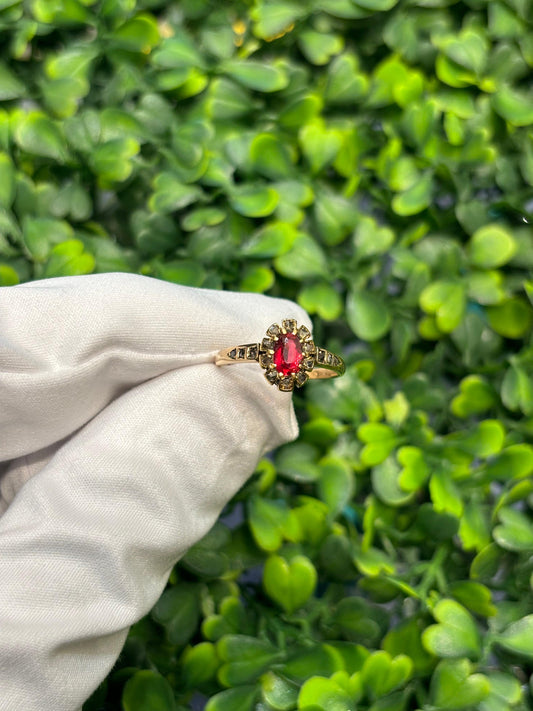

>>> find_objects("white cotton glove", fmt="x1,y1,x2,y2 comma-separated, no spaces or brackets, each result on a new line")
0,272,309,711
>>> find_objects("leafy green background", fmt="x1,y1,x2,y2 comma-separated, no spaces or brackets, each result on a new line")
1,0,533,709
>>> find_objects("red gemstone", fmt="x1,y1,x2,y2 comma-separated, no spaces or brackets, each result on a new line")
273,333,303,375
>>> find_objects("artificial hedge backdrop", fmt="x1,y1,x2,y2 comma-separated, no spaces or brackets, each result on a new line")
2,0,533,709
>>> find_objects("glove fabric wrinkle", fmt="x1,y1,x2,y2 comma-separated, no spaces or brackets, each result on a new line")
0,272,309,711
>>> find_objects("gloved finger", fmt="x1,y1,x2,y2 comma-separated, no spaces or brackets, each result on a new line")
0,441,65,515
0,357,299,711
0,272,309,461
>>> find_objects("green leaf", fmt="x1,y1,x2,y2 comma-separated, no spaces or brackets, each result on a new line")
467,270,505,305
206,79,252,119
389,156,420,191
298,673,359,711
372,456,414,507
32,0,89,24
43,239,95,278
383,617,434,675
391,172,433,216
202,597,251,642
325,53,368,104
486,444,533,482
114,13,160,53
422,599,481,659
489,2,525,39
444,112,465,146
261,672,299,711
274,233,328,280
448,581,496,618
241,221,297,258
249,133,294,179
316,0,371,18
248,496,300,551
496,615,533,660
205,685,258,711
492,85,533,126
471,544,505,588
357,423,397,467
224,60,289,92
459,502,491,552
488,672,523,706
230,185,279,217
317,456,354,515
0,265,19,286
152,584,201,645
15,112,68,162
457,419,505,458
361,651,412,699
180,529,229,579
502,365,533,415
298,31,344,66
240,265,274,293
417,504,459,542
402,101,437,146
149,172,202,213
217,635,282,685
469,224,517,268
279,93,323,128
354,545,395,576
420,280,466,333
430,659,490,709
22,217,72,261
154,260,205,287
493,508,533,552
397,446,429,491
152,35,205,69
298,282,343,321
251,1,306,40
314,191,359,245
45,45,97,79
384,391,409,428
436,30,488,75
368,55,409,107
0,152,15,209
181,642,219,688
435,54,476,89
292,499,329,547
331,597,383,645
263,554,317,614
346,291,392,341
181,207,226,231
90,137,140,184
0,61,25,100
487,298,532,338
299,121,343,174
354,0,399,9
451,375,495,418
353,216,395,259
430,470,463,518
276,442,320,483
122,671,176,711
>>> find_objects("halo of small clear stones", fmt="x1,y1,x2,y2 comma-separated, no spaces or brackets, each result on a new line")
282,319,297,333
295,371,309,387
262,337,276,351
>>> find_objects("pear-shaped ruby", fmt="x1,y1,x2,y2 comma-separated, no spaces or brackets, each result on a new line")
273,333,303,375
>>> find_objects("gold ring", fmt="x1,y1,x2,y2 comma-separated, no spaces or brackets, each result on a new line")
215,319,345,392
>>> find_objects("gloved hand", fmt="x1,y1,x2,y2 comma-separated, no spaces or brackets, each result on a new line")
0,272,309,711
